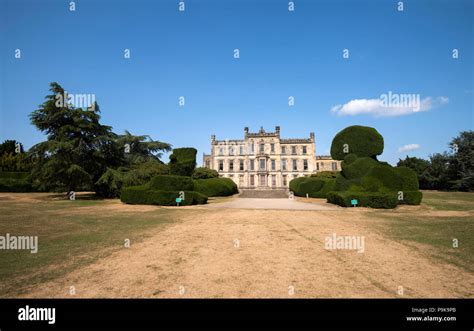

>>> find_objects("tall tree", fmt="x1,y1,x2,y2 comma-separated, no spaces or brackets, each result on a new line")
448,131,474,191
29,82,122,193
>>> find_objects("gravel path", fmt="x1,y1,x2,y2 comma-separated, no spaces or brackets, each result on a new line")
207,197,340,211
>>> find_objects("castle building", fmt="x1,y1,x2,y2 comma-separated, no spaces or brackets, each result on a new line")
202,126,341,189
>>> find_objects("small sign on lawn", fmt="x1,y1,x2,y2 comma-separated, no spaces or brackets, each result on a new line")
351,199,358,207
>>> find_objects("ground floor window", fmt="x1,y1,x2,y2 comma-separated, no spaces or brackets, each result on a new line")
219,160,224,171
259,175,266,186
239,175,244,186
250,175,254,186
272,175,276,187
283,175,287,186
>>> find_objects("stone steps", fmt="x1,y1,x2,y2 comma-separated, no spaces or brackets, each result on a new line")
238,189,288,199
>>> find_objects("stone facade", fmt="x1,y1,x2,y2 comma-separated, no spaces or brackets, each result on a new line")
202,126,341,189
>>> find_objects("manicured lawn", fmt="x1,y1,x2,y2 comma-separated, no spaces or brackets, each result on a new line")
369,190,474,273
0,193,176,296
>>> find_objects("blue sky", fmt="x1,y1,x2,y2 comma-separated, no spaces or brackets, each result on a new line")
1,0,472,165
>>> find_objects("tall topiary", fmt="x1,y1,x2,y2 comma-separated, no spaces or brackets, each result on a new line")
330,125,384,160
169,147,197,177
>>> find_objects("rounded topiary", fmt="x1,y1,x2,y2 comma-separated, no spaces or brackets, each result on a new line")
343,153,358,165
193,178,238,197
192,167,219,180
330,125,384,160
395,166,419,191
341,157,379,180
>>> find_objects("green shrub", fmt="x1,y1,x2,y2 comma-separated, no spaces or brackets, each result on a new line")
192,167,219,179
327,191,398,209
341,157,379,180
289,177,336,198
193,178,238,197
289,176,308,194
330,125,384,160
0,172,30,179
395,166,419,191
169,148,197,176
343,153,358,165
0,178,35,192
121,186,207,206
149,175,194,191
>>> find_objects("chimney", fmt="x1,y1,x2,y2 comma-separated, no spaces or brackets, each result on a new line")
211,134,216,145
310,132,315,142
275,126,280,137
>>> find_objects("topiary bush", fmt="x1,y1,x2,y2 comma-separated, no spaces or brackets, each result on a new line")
341,157,379,180
193,177,238,197
327,191,398,209
121,186,207,206
397,190,423,205
310,171,339,179
149,175,194,191
192,167,219,179
0,177,35,192
289,176,336,198
169,148,197,177
330,125,384,160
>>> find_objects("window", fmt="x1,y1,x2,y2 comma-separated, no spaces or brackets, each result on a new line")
332,162,337,171
239,159,244,171
250,175,255,186
271,159,276,170
259,159,266,170
281,146,286,154
229,146,234,155
303,159,308,170
229,160,234,171
283,175,287,186
250,159,255,171
292,159,298,171
239,146,244,155
270,143,275,153
316,162,320,171
259,143,265,153
219,160,224,171
272,175,276,187
281,159,287,171
239,175,244,186
291,146,297,155
250,142,254,154
302,146,307,154
219,148,224,156
260,175,266,186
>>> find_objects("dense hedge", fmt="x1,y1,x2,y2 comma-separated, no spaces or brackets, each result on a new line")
193,178,238,197
0,178,35,192
121,186,207,206
169,148,197,177
149,175,194,191
192,167,219,179
0,172,35,192
397,190,423,205
289,176,336,198
341,157,379,180
0,172,30,179
310,171,339,179
330,126,384,160
327,191,398,209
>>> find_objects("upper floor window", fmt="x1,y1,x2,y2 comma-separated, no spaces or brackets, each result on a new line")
281,146,286,154
239,146,244,155
291,146,297,155
271,159,276,170
259,159,266,170
303,159,308,171
239,159,244,171
292,159,298,171
229,146,234,155
219,160,224,171
270,143,275,153
219,148,224,156
259,143,265,153
250,142,255,154
302,146,307,154
229,160,234,171
250,159,255,171
281,159,287,171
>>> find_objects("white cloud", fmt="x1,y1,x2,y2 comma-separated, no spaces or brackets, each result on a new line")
398,144,420,153
331,95,448,117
